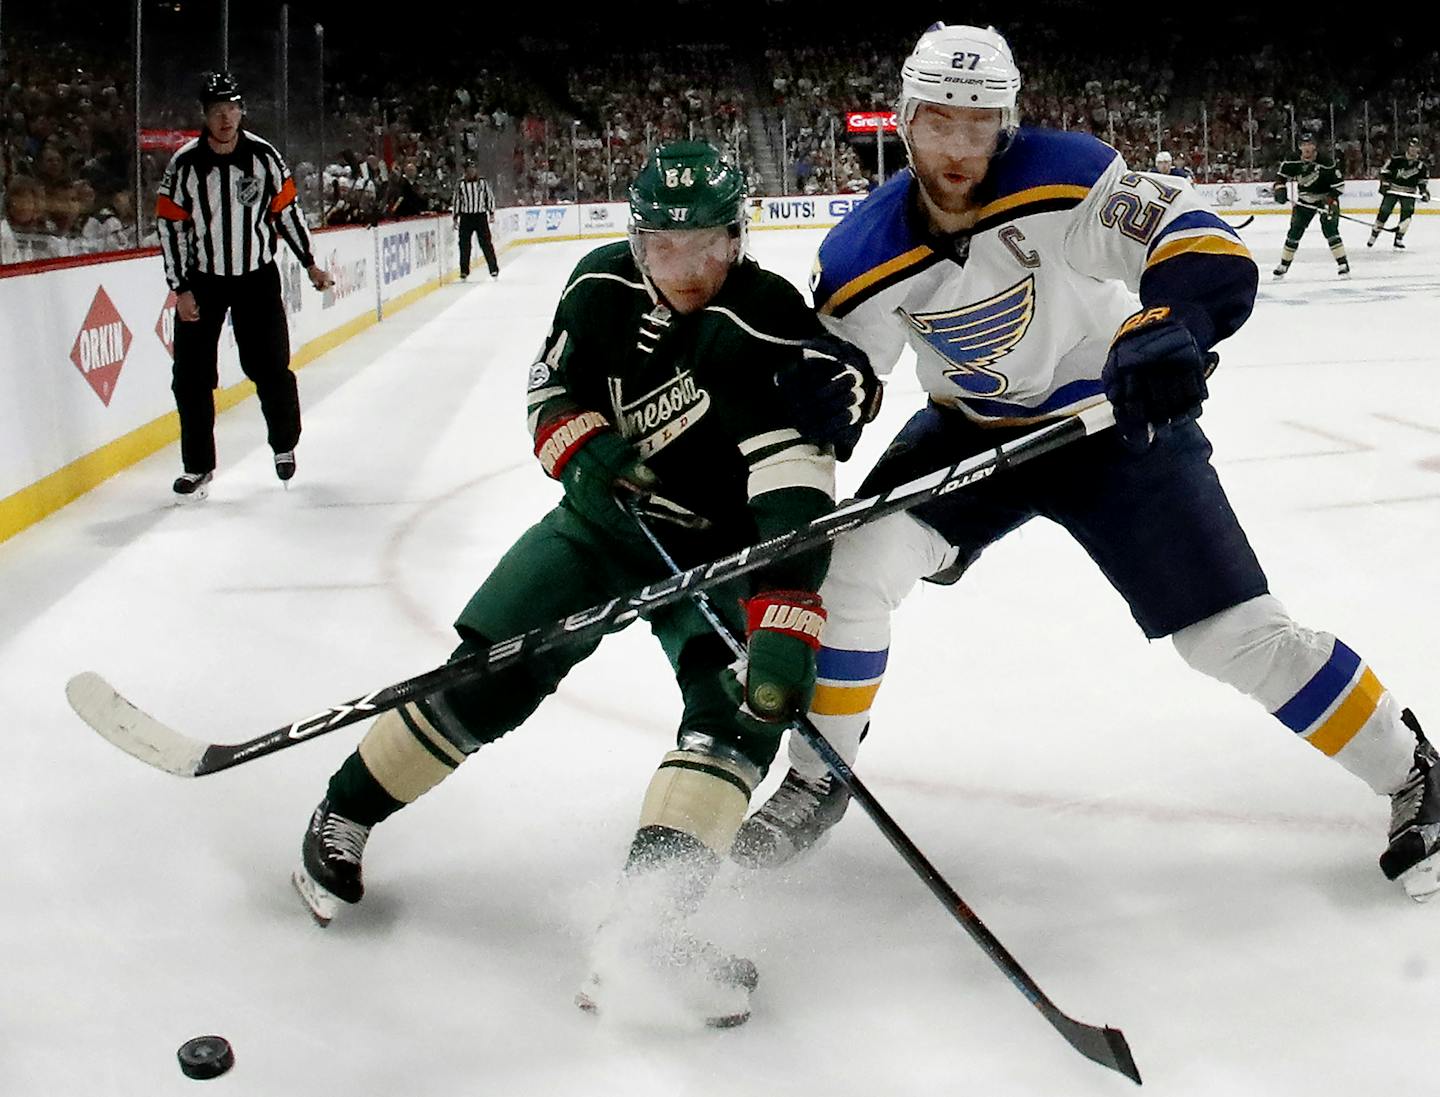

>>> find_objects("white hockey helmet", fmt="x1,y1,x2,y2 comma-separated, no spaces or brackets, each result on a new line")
897,23,1022,140
1155,150,1173,165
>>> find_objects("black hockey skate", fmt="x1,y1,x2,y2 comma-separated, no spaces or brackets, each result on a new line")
576,928,759,1028
1336,259,1351,278
1272,262,1289,279
274,450,296,482
172,471,212,500
1379,710,1440,902
731,768,851,869
1393,239,1406,249
292,798,371,926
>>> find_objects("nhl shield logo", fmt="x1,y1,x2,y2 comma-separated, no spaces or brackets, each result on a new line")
236,176,264,207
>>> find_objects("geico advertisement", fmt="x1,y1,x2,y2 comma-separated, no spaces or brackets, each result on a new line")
378,222,440,295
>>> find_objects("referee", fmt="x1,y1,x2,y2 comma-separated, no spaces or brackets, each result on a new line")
157,72,334,498
453,162,499,281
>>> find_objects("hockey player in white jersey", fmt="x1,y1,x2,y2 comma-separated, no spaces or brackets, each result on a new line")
736,22,1439,903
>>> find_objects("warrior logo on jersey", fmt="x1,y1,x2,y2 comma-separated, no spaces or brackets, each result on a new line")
901,275,1036,397
609,369,711,459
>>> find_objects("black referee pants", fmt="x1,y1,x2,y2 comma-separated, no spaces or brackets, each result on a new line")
172,263,300,474
457,213,498,278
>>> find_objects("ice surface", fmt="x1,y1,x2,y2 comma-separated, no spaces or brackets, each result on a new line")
2,213,1437,1096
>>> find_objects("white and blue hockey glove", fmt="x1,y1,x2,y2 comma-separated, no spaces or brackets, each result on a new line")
1101,307,1211,453
774,335,882,461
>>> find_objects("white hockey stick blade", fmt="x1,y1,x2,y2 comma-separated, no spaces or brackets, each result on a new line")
65,672,207,777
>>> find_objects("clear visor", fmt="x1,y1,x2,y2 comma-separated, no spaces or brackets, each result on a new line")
629,225,736,277
903,103,1007,158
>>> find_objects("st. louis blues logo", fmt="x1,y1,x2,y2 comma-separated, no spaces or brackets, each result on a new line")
902,275,1036,397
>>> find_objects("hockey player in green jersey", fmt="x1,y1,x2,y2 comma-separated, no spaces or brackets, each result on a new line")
290,141,864,1025
1370,137,1431,249
1272,133,1350,278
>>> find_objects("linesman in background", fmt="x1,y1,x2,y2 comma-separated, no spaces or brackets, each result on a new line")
453,161,499,281
1370,137,1431,249
157,72,334,499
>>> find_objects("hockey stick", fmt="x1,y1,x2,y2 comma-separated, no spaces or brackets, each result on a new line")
1223,215,1254,230
66,402,1116,779
622,502,1142,1085
1295,200,1397,232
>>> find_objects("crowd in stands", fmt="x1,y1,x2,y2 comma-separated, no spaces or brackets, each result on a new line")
4,25,1439,266
560,48,749,204
1,43,143,262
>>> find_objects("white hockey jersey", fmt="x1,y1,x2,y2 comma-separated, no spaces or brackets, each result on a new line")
812,128,1257,426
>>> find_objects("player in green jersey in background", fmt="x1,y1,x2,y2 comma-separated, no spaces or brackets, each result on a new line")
1370,137,1431,249
1272,133,1350,279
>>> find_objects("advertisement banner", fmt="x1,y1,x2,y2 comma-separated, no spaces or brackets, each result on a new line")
846,111,898,134
0,252,218,500
747,194,869,228
578,202,629,238
139,128,200,151
375,216,443,306
0,216,450,518
517,204,580,241
1193,178,1439,213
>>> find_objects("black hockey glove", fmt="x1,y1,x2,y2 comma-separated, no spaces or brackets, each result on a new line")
775,335,882,461
1101,307,1210,453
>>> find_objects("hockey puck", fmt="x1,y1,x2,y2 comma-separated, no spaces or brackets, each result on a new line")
177,1035,235,1080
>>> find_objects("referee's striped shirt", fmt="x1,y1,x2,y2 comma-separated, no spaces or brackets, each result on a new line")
453,177,496,215
156,129,314,291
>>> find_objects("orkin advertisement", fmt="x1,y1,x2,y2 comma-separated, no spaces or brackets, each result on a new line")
1,214,454,520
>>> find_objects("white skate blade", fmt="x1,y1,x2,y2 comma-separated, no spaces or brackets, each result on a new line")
291,866,342,927
1399,850,1440,902
172,484,209,504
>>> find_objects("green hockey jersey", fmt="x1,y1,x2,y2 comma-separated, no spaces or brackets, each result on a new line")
1379,155,1431,198
1274,158,1344,204
526,241,835,589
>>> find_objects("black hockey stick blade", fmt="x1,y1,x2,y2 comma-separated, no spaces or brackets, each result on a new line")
1050,1013,1142,1084
67,403,1116,777
798,723,1144,1084
1224,215,1254,230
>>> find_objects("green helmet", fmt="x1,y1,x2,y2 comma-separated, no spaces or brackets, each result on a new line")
628,141,748,234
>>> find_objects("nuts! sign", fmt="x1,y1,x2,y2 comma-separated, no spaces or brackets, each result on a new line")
69,286,132,406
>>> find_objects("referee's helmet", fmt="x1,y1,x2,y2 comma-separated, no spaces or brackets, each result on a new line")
200,72,244,107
